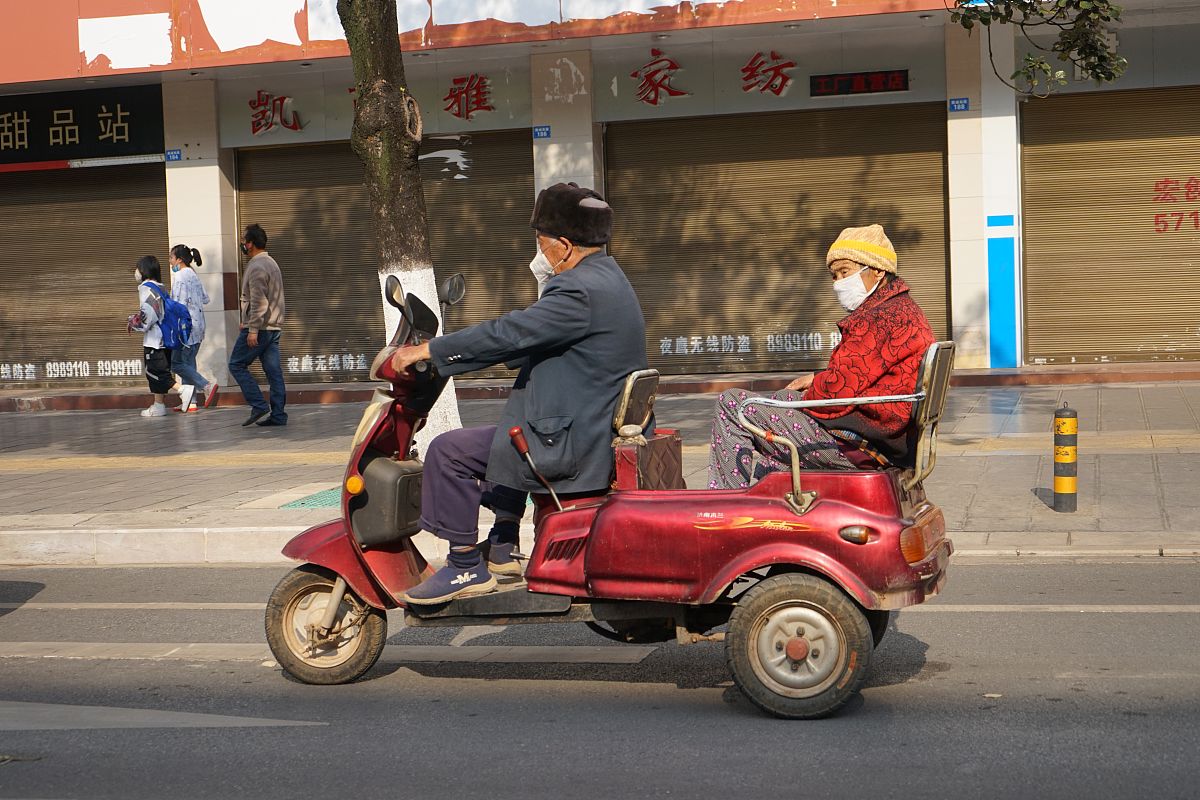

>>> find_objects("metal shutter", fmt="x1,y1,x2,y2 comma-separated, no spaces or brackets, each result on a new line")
1021,87,1200,364
0,163,168,387
235,130,534,381
605,102,948,375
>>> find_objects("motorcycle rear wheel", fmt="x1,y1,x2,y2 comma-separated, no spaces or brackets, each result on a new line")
265,565,387,685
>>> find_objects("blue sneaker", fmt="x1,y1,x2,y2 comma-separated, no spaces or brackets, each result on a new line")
402,562,497,605
487,541,524,577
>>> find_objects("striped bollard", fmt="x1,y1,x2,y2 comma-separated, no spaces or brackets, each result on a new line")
1053,404,1078,513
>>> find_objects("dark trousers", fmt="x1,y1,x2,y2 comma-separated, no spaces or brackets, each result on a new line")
227,329,287,423
420,425,501,547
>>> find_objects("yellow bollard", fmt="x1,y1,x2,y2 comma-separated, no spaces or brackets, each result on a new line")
1053,404,1078,513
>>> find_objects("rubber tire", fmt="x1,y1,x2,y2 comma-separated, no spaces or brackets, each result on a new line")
265,565,387,685
865,609,893,648
725,573,872,719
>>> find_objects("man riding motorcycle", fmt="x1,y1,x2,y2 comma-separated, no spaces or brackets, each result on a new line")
389,182,649,605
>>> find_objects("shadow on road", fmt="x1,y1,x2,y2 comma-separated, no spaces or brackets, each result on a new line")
0,580,44,618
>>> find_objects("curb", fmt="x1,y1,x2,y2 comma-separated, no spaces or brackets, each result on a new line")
2,527,1198,566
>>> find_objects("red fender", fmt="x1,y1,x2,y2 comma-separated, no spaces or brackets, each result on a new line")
698,543,880,609
281,520,394,610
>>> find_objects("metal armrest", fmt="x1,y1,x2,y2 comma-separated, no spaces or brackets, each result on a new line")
733,392,924,516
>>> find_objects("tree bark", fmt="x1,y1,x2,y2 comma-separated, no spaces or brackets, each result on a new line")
337,0,461,445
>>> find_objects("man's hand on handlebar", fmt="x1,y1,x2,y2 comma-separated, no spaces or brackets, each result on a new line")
785,373,815,392
390,341,433,373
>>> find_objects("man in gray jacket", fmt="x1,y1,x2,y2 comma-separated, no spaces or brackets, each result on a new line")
390,183,648,604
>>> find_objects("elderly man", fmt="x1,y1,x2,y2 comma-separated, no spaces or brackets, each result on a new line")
391,183,649,604
708,224,935,489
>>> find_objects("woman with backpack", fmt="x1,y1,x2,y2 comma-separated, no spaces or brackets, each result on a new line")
126,255,174,418
168,244,218,411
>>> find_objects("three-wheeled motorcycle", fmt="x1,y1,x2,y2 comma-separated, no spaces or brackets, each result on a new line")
264,275,955,719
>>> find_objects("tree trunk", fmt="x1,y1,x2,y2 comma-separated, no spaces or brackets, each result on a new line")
337,0,461,447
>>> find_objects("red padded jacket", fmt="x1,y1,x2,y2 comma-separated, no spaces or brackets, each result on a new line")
802,276,935,463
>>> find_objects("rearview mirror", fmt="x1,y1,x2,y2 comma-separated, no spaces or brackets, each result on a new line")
384,274,406,311
438,273,466,307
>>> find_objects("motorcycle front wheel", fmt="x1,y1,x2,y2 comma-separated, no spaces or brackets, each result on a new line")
265,565,387,685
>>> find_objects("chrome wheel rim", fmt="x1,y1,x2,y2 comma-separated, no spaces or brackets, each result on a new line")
748,600,846,698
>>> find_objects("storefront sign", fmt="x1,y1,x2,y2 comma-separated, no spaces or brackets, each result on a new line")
249,90,304,135
443,74,494,121
1152,176,1200,232
631,49,689,106
810,70,909,97
741,51,796,96
0,85,163,165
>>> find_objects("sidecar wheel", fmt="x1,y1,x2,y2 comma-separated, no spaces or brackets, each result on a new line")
265,565,387,685
726,573,872,719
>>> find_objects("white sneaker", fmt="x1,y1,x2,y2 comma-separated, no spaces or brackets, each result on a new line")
140,403,167,417
178,385,197,413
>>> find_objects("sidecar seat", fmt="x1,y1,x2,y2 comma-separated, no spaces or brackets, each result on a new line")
611,369,686,491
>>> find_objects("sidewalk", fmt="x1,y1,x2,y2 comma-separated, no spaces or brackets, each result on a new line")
2,382,1200,565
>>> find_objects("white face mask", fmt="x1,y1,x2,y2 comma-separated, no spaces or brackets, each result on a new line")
529,246,563,297
832,266,880,312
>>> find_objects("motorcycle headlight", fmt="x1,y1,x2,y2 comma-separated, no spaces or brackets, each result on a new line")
350,390,393,452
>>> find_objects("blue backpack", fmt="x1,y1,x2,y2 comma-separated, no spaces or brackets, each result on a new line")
144,282,194,350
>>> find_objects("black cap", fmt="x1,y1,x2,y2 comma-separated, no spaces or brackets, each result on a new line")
530,182,613,246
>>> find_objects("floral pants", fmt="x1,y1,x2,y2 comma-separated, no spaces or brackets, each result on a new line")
707,389,854,489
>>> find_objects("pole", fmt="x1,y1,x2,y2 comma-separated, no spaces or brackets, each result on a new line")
1053,403,1078,513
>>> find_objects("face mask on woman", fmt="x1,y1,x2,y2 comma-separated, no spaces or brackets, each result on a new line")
170,261,181,273
832,266,880,312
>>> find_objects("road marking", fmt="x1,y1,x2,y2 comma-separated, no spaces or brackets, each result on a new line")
0,700,324,731
909,604,1200,613
0,604,265,609
0,451,348,471
0,642,656,664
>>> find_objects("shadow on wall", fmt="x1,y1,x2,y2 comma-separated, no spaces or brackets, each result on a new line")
606,104,946,376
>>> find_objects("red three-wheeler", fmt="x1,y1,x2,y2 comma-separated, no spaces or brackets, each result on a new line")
264,276,955,719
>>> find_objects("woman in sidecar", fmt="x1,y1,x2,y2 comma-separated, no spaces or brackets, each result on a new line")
708,224,935,489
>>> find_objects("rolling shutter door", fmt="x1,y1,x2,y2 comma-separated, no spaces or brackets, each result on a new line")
0,164,168,387
235,131,534,381
605,103,948,375
1022,88,1200,363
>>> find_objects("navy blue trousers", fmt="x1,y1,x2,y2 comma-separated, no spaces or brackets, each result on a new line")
420,426,527,546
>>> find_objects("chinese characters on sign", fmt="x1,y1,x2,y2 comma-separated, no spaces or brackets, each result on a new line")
249,91,303,136
0,359,147,383
631,49,689,106
443,74,495,121
659,334,750,356
0,111,29,151
286,353,370,375
741,51,796,96
1151,177,1200,232
0,85,163,165
810,70,909,97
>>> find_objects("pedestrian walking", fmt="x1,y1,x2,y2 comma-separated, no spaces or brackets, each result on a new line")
228,223,287,428
168,244,218,412
126,255,173,418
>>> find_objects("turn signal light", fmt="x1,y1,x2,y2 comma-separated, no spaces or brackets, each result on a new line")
345,475,365,496
899,527,926,564
838,525,872,545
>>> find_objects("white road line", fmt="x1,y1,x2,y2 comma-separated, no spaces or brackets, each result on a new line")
0,642,657,664
908,604,1200,613
0,700,323,731
2,602,1198,613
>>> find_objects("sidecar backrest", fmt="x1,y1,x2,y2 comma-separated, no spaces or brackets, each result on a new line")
903,340,956,491
613,369,659,433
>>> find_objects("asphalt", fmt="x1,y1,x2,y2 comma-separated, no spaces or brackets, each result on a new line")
3,382,1200,565
1,561,1198,799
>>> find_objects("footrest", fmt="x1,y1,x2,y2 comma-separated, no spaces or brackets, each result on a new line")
404,587,572,619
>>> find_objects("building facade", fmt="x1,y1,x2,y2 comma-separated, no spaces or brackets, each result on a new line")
1,0,1198,389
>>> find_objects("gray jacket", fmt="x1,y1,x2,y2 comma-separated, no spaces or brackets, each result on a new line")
429,252,648,494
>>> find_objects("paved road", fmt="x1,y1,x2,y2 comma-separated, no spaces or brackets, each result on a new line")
1,559,1198,799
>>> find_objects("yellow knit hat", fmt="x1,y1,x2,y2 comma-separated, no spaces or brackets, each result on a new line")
826,224,898,274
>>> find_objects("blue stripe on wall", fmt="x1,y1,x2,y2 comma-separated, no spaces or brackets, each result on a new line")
987,235,1018,368
987,214,1015,227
